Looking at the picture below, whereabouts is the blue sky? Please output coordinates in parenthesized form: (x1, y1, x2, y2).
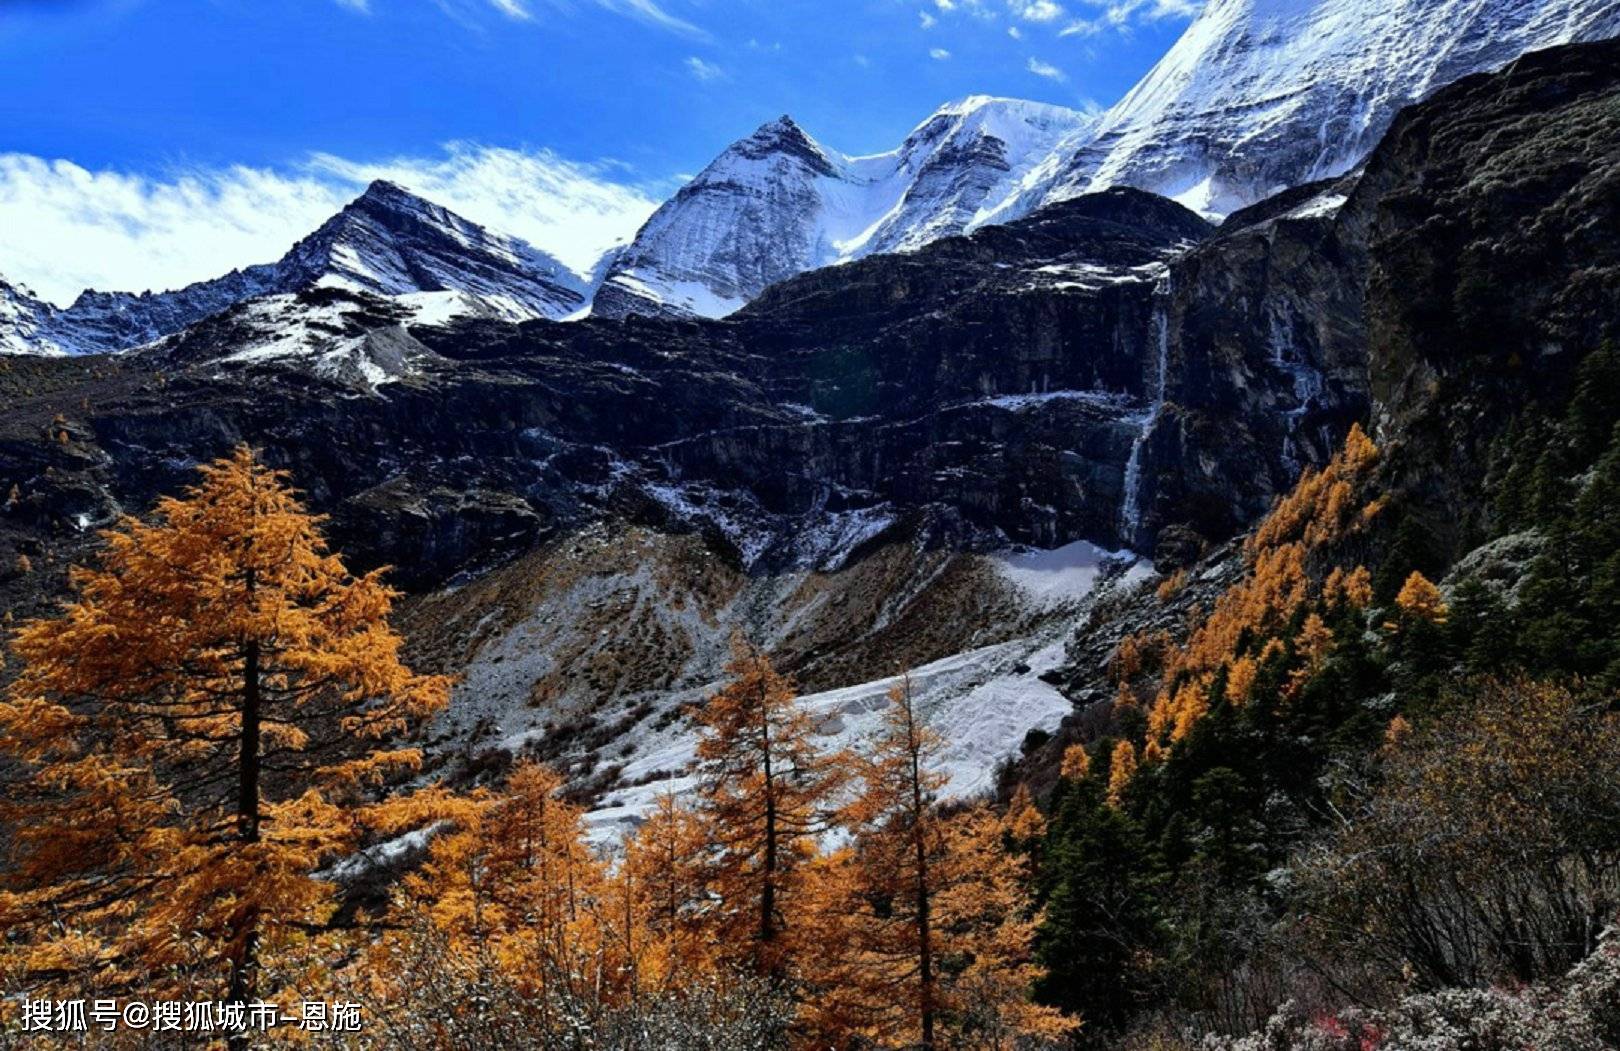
(0, 0, 1200, 302)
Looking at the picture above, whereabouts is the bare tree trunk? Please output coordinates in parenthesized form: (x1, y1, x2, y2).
(757, 666, 782, 982)
(903, 675, 937, 1051)
(227, 631, 263, 1048)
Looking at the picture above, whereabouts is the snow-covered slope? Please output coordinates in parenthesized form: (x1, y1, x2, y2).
(592, 97, 1094, 319)
(3, 181, 588, 356)
(1028, 0, 1620, 216)
(0, 276, 67, 356)
(270, 179, 587, 317)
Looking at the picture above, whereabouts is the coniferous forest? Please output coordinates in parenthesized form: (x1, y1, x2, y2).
(4, 377, 1620, 1047)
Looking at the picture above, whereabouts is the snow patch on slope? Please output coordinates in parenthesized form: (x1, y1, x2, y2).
(583, 541, 1146, 845)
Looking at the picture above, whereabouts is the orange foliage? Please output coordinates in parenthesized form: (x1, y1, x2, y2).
(1130, 425, 1382, 754)
(1395, 571, 1448, 625)
(1324, 564, 1374, 609)
(389, 763, 623, 1005)
(1285, 613, 1335, 698)
(1061, 743, 1094, 782)
(0, 447, 448, 1003)
(688, 636, 850, 981)
(1225, 655, 1259, 707)
(1107, 741, 1138, 807)
(1384, 713, 1413, 750)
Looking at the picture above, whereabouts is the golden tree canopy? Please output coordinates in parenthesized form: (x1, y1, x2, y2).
(0, 445, 448, 998)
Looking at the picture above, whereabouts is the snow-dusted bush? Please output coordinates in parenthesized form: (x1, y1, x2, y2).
(1200, 930, 1620, 1051)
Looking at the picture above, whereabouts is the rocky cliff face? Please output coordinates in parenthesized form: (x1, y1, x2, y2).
(0, 189, 1216, 595)
(1020, 34, 1620, 789)
(1349, 38, 1620, 553)
(8, 38, 1615, 593)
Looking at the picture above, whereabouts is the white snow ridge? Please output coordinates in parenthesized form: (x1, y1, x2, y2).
(592, 98, 1095, 319)
(593, 0, 1620, 320)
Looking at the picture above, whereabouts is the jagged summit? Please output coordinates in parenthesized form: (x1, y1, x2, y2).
(593, 0, 1619, 320)
(1029, 0, 1620, 216)
(0, 274, 64, 357)
(591, 95, 1094, 319)
(1, 182, 588, 357)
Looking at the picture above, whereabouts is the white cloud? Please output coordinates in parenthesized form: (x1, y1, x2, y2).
(927, 0, 996, 20)
(1007, 24, 1022, 38)
(1009, 0, 1065, 21)
(592, 0, 706, 37)
(920, 9, 937, 27)
(929, 47, 952, 59)
(334, 0, 371, 12)
(429, 0, 707, 36)
(685, 55, 725, 81)
(1063, 0, 1200, 35)
(0, 145, 661, 304)
(1026, 57, 1067, 81)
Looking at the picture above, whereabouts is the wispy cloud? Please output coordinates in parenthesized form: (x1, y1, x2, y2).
(1026, 56, 1067, 81)
(0, 145, 661, 304)
(929, 47, 951, 60)
(1009, 0, 1065, 21)
(333, 0, 371, 12)
(684, 55, 725, 81)
(592, 0, 705, 37)
(927, 0, 996, 20)
(419, 0, 707, 36)
(1062, 0, 1200, 36)
(919, 9, 937, 28)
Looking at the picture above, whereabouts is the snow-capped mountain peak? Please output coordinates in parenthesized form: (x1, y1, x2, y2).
(1, 181, 589, 356)
(594, 0, 1619, 320)
(1034, 0, 1620, 216)
(277, 179, 587, 313)
(0, 275, 67, 357)
(591, 97, 1095, 319)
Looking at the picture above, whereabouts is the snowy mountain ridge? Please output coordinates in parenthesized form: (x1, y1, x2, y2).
(0, 276, 65, 357)
(591, 96, 1097, 319)
(6, 0, 1618, 347)
(595, 0, 1620, 319)
(1031, 0, 1620, 216)
(0, 180, 588, 357)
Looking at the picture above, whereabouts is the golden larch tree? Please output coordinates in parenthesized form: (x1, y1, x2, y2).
(688, 635, 848, 982)
(930, 803, 1078, 1048)
(1395, 570, 1449, 625)
(841, 672, 952, 1048)
(388, 761, 613, 1013)
(617, 787, 719, 989)
(0, 446, 448, 1007)
(1106, 741, 1138, 807)
(823, 675, 1077, 1049)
